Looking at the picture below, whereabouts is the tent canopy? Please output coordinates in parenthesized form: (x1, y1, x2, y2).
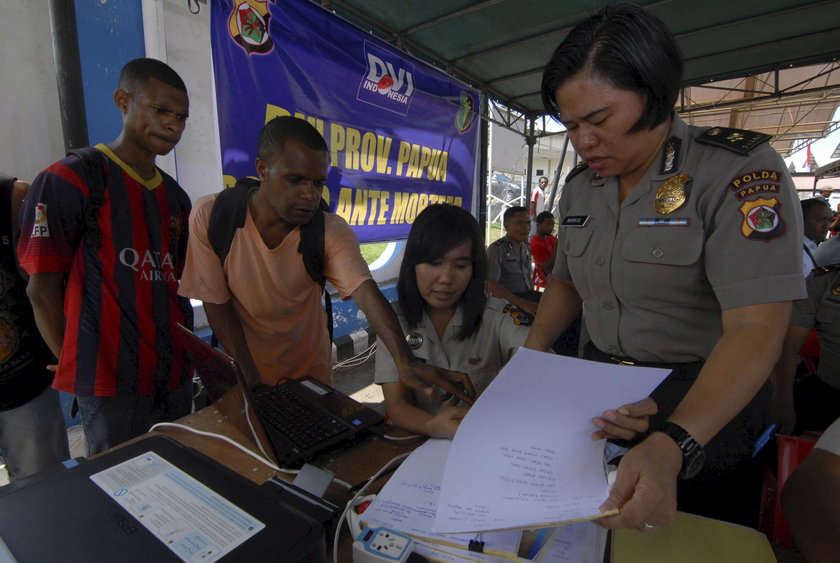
(323, 0, 840, 155)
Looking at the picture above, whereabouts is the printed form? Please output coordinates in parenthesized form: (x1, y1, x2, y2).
(90, 451, 264, 562)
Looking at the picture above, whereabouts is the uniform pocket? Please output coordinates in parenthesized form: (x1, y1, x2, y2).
(562, 227, 593, 257)
(621, 226, 703, 266)
(620, 226, 707, 306)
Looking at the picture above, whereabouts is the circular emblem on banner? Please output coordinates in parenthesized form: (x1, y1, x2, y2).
(406, 332, 423, 350)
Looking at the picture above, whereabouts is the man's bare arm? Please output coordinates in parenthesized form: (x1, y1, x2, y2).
(26, 272, 67, 359)
(203, 300, 262, 388)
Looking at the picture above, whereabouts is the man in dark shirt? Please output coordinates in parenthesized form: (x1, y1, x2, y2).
(0, 173, 68, 480)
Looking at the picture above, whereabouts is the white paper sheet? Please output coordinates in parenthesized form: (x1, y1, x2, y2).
(433, 349, 670, 533)
(363, 439, 522, 557)
(541, 522, 607, 563)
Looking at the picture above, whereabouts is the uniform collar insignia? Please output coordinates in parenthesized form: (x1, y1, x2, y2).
(659, 136, 682, 175)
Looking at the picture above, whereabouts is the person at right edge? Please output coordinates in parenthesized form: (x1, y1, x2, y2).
(526, 4, 804, 529)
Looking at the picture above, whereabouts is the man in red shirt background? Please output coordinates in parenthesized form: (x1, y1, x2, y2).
(530, 211, 556, 290)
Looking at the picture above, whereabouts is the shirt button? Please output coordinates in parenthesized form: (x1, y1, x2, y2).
(603, 302, 613, 311)
(596, 256, 606, 265)
(652, 248, 664, 259)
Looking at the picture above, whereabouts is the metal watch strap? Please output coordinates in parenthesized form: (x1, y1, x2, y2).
(659, 421, 705, 480)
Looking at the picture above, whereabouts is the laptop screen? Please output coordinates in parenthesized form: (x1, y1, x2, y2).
(175, 324, 280, 465)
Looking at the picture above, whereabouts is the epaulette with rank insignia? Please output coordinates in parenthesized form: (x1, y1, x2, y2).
(696, 127, 771, 155)
(565, 161, 588, 183)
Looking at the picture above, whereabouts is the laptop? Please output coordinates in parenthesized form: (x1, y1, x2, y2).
(176, 324, 384, 468)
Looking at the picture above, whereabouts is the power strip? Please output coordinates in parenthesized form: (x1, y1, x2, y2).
(352, 526, 413, 562)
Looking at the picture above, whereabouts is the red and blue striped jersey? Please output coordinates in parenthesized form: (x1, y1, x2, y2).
(17, 145, 193, 398)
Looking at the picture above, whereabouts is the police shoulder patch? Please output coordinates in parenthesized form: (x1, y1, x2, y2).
(502, 303, 534, 326)
(565, 162, 589, 183)
(696, 127, 771, 155)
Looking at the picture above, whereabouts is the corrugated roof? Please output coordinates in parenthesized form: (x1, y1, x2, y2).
(320, 0, 840, 152)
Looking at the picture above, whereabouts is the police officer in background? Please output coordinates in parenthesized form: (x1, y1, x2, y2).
(771, 264, 840, 435)
(526, 4, 804, 530)
(487, 206, 539, 314)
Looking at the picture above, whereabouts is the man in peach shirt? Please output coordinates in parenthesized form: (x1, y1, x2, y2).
(180, 117, 472, 400)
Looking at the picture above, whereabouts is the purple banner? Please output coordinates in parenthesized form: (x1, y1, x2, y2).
(211, 0, 480, 242)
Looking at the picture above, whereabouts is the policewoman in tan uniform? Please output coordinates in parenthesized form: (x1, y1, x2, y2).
(526, 5, 805, 531)
(375, 205, 531, 439)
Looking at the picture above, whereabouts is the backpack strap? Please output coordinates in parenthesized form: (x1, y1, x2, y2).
(207, 178, 256, 265)
(67, 147, 107, 250)
(299, 198, 332, 340)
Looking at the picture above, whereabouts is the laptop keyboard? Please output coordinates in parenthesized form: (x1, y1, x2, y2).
(254, 384, 349, 455)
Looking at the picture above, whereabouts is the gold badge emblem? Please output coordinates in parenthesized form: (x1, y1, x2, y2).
(406, 332, 423, 350)
(708, 128, 721, 136)
(727, 132, 744, 143)
(654, 175, 691, 215)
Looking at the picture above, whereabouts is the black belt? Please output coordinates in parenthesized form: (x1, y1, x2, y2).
(583, 342, 704, 377)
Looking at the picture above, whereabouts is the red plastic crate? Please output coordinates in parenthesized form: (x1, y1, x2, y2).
(760, 433, 819, 548)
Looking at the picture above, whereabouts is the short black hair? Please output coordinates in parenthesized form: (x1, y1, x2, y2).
(119, 58, 187, 94)
(541, 3, 682, 132)
(258, 116, 328, 160)
(398, 204, 486, 341)
(801, 197, 831, 217)
(536, 211, 554, 224)
(503, 206, 528, 225)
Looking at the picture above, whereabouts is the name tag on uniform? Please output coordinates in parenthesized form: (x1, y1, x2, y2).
(561, 215, 590, 227)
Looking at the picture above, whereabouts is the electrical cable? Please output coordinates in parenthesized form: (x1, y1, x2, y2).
(333, 341, 377, 369)
(381, 433, 422, 441)
(148, 388, 355, 491)
(148, 421, 296, 475)
(332, 452, 409, 563)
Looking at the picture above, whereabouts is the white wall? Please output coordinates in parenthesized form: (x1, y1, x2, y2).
(0, 0, 222, 197)
(149, 0, 224, 201)
(0, 0, 65, 182)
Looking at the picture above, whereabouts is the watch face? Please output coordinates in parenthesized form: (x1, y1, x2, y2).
(682, 448, 706, 480)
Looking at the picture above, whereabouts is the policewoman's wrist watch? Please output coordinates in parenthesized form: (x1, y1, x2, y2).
(658, 421, 706, 480)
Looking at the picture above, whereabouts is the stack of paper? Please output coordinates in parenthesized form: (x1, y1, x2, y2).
(363, 349, 669, 561)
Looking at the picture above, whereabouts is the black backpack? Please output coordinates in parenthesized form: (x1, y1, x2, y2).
(207, 178, 333, 340)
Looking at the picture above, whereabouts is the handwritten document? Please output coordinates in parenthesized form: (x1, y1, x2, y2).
(433, 349, 670, 533)
(363, 439, 522, 556)
(541, 522, 607, 563)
